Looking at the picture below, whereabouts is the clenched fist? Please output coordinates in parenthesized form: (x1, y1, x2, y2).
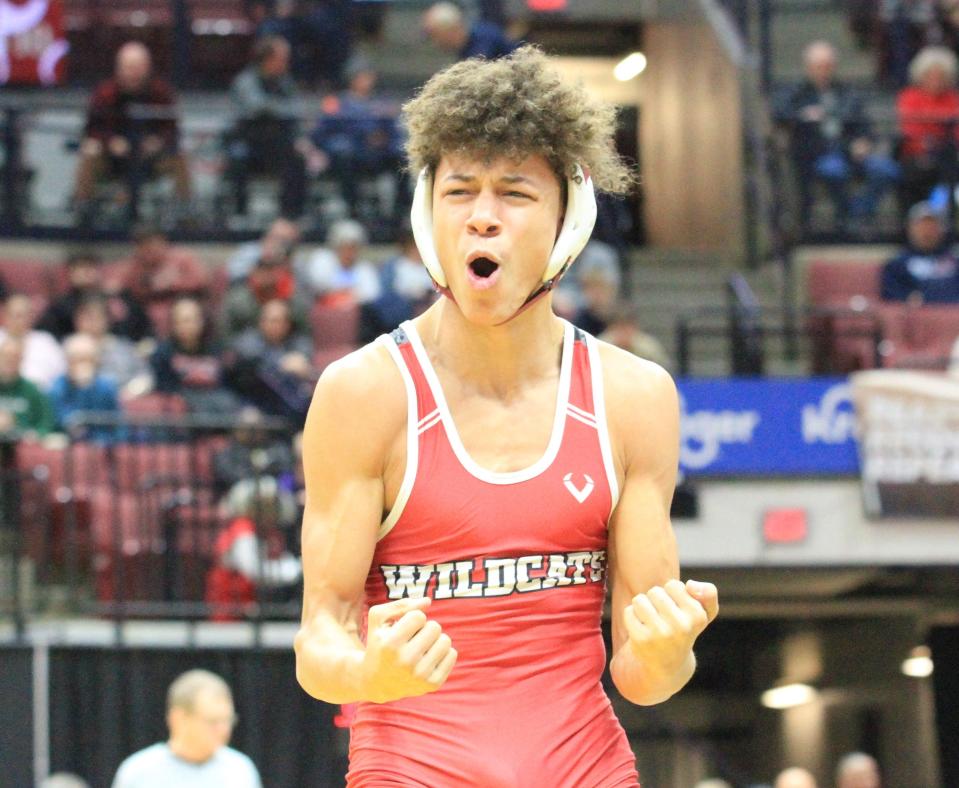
(623, 579, 719, 680)
(362, 597, 458, 704)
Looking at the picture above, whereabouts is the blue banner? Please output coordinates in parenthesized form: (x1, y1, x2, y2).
(677, 377, 859, 477)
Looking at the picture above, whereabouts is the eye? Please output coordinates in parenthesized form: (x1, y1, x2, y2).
(445, 188, 470, 197)
(505, 191, 532, 199)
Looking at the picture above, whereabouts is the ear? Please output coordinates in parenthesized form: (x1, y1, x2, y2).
(410, 168, 446, 287)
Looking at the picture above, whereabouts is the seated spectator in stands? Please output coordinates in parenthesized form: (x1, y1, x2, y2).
(303, 219, 379, 306)
(896, 46, 959, 211)
(774, 767, 817, 788)
(0, 338, 53, 438)
(0, 294, 66, 391)
(835, 752, 881, 788)
(73, 295, 151, 401)
(206, 477, 301, 621)
(213, 406, 294, 495)
(257, 0, 353, 87)
(73, 42, 191, 218)
(227, 36, 308, 219)
(555, 239, 622, 318)
(777, 40, 898, 232)
(226, 299, 316, 422)
(221, 244, 312, 340)
(308, 58, 404, 216)
(358, 224, 434, 343)
(108, 224, 208, 306)
(600, 304, 672, 371)
(48, 334, 121, 442)
(880, 0, 939, 88)
(151, 297, 239, 414)
(38, 251, 150, 342)
(881, 200, 959, 302)
(226, 217, 303, 284)
(572, 267, 619, 337)
(423, 1, 519, 60)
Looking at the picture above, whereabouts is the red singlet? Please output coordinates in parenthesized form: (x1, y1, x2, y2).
(347, 320, 640, 788)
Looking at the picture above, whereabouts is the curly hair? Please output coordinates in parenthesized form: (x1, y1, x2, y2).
(402, 45, 636, 194)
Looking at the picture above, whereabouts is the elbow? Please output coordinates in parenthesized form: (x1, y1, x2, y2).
(293, 629, 327, 702)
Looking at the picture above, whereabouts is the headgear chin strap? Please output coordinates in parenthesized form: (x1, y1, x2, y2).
(410, 163, 597, 324)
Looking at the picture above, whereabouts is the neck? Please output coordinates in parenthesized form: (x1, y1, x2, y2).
(167, 737, 213, 765)
(415, 297, 565, 398)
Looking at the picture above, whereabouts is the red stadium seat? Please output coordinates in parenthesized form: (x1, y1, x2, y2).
(311, 301, 360, 349)
(313, 345, 354, 374)
(0, 259, 55, 298)
(122, 393, 189, 417)
(807, 259, 883, 307)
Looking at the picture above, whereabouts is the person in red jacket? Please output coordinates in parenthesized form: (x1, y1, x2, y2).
(206, 477, 301, 622)
(73, 41, 191, 215)
(897, 45, 959, 211)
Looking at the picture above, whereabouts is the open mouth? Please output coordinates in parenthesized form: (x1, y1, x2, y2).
(469, 257, 500, 279)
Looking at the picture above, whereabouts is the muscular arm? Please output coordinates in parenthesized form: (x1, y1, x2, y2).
(293, 345, 400, 703)
(602, 345, 716, 706)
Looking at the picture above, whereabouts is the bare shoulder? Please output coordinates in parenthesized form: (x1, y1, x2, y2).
(303, 339, 407, 474)
(595, 339, 678, 417)
(595, 339, 679, 471)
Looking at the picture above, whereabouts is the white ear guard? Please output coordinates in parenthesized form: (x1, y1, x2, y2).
(410, 163, 597, 290)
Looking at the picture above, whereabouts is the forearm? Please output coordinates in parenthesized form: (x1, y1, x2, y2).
(609, 644, 696, 706)
(294, 619, 369, 704)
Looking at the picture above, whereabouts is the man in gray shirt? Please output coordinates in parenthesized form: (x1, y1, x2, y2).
(226, 36, 307, 219)
(112, 669, 261, 788)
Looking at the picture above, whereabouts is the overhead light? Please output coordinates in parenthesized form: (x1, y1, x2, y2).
(761, 683, 818, 709)
(902, 646, 934, 678)
(614, 52, 647, 82)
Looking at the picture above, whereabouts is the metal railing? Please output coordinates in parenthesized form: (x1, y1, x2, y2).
(2, 412, 303, 635)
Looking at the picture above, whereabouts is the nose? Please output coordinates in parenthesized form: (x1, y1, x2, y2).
(466, 190, 502, 237)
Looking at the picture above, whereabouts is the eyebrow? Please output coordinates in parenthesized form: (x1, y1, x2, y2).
(442, 173, 535, 186)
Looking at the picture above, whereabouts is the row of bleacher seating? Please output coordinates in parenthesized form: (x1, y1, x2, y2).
(0, 257, 362, 372)
(807, 259, 959, 372)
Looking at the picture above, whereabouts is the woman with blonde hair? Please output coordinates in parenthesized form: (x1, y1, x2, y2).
(897, 45, 959, 210)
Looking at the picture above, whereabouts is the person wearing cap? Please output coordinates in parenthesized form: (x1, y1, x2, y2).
(881, 201, 959, 302)
(301, 219, 380, 307)
(294, 46, 718, 786)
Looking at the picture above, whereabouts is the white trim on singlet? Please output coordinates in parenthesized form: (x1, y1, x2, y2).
(585, 333, 621, 514)
(400, 319, 574, 485)
(377, 335, 419, 541)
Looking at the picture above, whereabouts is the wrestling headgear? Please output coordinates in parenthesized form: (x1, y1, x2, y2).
(409, 163, 597, 322)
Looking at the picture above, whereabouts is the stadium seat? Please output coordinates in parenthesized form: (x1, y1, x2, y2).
(885, 304, 959, 370)
(0, 259, 55, 298)
(122, 392, 189, 417)
(807, 259, 883, 307)
(313, 345, 354, 374)
(310, 301, 360, 349)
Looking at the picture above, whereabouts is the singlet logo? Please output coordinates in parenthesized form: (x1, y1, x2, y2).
(379, 550, 607, 601)
(562, 472, 594, 503)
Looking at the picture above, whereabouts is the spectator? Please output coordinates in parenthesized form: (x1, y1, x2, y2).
(111, 669, 261, 788)
(309, 58, 404, 218)
(38, 251, 151, 342)
(73, 41, 191, 218)
(227, 299, 315, 422)
(572, 267, 619, 337)
(881, 200, 959, 301)
(777, 41, 898, 232)
(423, 1, 519, 61)
(303, 219, 379, 306)
(73, 295, 152, 401)
(600, 303, 671, 371)
(108, 224, 208, 305)
(0, 337, 53, 437)
(835, 752, 881, 788)
(896, 46, 959, 211)
(257, 0, 353, 87)
(221, 244, 312, 341)
(555, 239, 622, 317)
(48, 334, 121, 442)
(151, 297, 239, 414)
(212, 406, 294, 495)
(879, 1, 940, 87)
(226, 217, 303, 284)
(0, 294, 66, 391)
(205, 477, 301, 621)
(227, 36, 308, 219)
(358, 224, 434, 343)
(774, 767, 818, 788)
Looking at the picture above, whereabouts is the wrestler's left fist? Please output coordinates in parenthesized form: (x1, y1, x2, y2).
(622, 578, 719, 677)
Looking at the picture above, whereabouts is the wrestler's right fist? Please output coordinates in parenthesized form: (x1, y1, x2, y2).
(361, 597, 458, 704)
